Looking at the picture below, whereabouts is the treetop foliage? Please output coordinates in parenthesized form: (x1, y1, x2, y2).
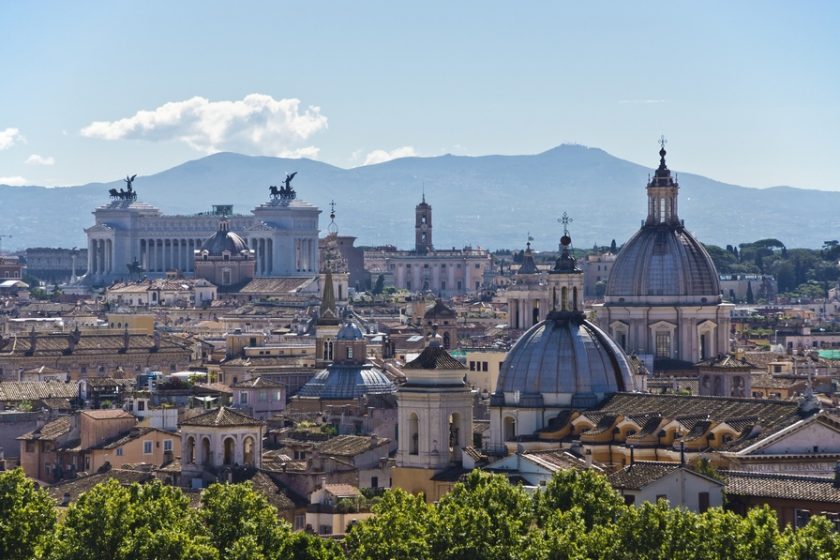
(0, 468, 838, 560)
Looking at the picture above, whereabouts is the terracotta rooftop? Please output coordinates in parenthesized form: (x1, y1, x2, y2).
(81, 409, 133, 420)
(180, 406, 264, 427)
(695, 354, 756, 369)
(231, 376, 285, 389)
(248, 471, 300, 510)
(608, 461, 711, 491)
(0, 331, 190, 357)
(0, 381, 77, 401)
(48, 469, 155, 505)
(323, 483, 362, 498)
(723, 471, 840, 504)
(18, 416, 73, 441)
(317, 434, 389, 457)
(595, 393, 805, 452)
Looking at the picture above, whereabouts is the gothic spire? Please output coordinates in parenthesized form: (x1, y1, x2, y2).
(319, 269, 339, 325)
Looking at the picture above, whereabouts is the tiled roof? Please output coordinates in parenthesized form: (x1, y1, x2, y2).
(723, 471, 840, 504)
(317, 435, 389, 457)
(424, 300, 457, 319)
(609, 462, 685, 490)
(0, 332, 190, 357)
(81, 409, 133, 420)
(96, 427, 166, 450)
(403, 345, 466, 370)
(248, 471, 299, 510)
(596, 393, 803, 451)
(48, 469, 154, 504)
(323, 483, 362, 498)
(0, 381, 77, 401)
(238, 278, 312, 294)
(232, 376, 285, 389)
(521, 449, 593, 471)
(18, 416, 73, 441)
(180, 406, 264, 427)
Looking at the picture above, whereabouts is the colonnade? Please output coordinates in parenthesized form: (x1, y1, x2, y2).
(88, 239, 113, 276)
(250, 237, 274, 275)
(140, 238, 205, 273)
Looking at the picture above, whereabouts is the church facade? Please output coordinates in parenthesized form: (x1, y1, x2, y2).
(83, 181, 320, 285)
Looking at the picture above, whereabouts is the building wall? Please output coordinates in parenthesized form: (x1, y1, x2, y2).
(464, 350, 506, 393)
(619, 471, 724, 512)
(79, 413, 136, 450)
(88, 429, 179, 472)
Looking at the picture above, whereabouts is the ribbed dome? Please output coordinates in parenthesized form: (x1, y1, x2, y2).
(200, 222, 250, 256)
(296, 364, 396, 400)
(493, 310, 633, 409)
(605, 225, 720, 303)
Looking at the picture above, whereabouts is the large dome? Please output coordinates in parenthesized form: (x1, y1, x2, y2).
(492, 310, 633, 409)
(605, 225, 720, 303)
(605, 145, 720, 305)
(296, 364, 397, 400)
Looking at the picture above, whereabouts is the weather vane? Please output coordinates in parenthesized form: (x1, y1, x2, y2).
(659, 135, 667, 150)
(558, 212, 573, 237)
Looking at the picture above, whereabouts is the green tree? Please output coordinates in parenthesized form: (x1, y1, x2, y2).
(746, 281, 755, 304)
(346, 489, 436, 560)
(0, 468, 57, 560)
(780, 515, 840, 560)
(433, 470, 534, 560)
(536, 469, 624, 530)
(198, 481, 290, 558)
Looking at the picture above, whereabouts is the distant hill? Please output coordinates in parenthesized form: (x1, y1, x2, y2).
(2, 145, 838, 251)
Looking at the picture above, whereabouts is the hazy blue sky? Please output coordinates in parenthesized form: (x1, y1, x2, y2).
(1, 1, 838, 189)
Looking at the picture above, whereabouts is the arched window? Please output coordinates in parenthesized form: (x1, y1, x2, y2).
(503, 416, 516, 441)
(186, 436, 196, 464)
(223, 437, 235, 466)
(561, 287, 568, 311)
(572, 287, 578, 310)
(443, 331, 451, 349)
(409, 413, 419, 455)
(201, 437, 211, 466)
(243, 436, 255, 467)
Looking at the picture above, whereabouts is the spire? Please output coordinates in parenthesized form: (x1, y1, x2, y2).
(552, 212, 578, 273)
(327, 200, 338, 235)
(319, 269, 339, 325)
(517, 234, 539, 275)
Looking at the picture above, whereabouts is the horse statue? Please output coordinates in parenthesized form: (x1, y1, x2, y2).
(108, 188, 120, 199)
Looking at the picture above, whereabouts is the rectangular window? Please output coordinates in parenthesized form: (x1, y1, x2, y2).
(482, 361, 489, 372)
(624, 495, 636, 505)
(143, 441, 153, 454)
(116, 447, 124, 457)
(294, 515, 306, 531)
(698, 492, 710, 513)
(25, 441, 34, 453)
(469, 361, 476, 371)
(240, 392, 249, 405)
(371, 476, 379, 489)
(164, 440, 173, 452)
(655, 332, 671, 358)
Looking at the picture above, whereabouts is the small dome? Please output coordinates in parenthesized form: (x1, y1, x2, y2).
(605, 226, 720, 303)
(337, 321, 364, 340)
(200, 221, 250, 256)
(296, 364, 396, 400)
(493, 310, 633, 409)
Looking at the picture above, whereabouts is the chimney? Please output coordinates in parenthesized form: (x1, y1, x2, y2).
(680, 441, 686, 466)
(584, 448, 592, 467)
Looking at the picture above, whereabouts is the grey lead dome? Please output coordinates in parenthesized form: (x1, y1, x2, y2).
(493, 311, 634, 409)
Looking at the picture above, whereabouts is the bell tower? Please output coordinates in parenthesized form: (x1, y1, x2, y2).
(547, 213, 583, 313)
(415, 193, 433, 254)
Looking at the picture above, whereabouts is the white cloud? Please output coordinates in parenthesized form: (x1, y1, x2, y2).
(0, 128, 24, 150)
(25, 154, 55, 166)
(80, 94, 328, 156)
(363, 146, 417, 166)
(277, 146, 320, 159)
(0, 176, 28, 186)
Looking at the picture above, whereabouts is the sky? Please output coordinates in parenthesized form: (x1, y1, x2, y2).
(1, 1, 839, 190)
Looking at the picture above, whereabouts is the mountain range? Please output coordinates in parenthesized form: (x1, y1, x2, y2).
(2, 145, 838, 252)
